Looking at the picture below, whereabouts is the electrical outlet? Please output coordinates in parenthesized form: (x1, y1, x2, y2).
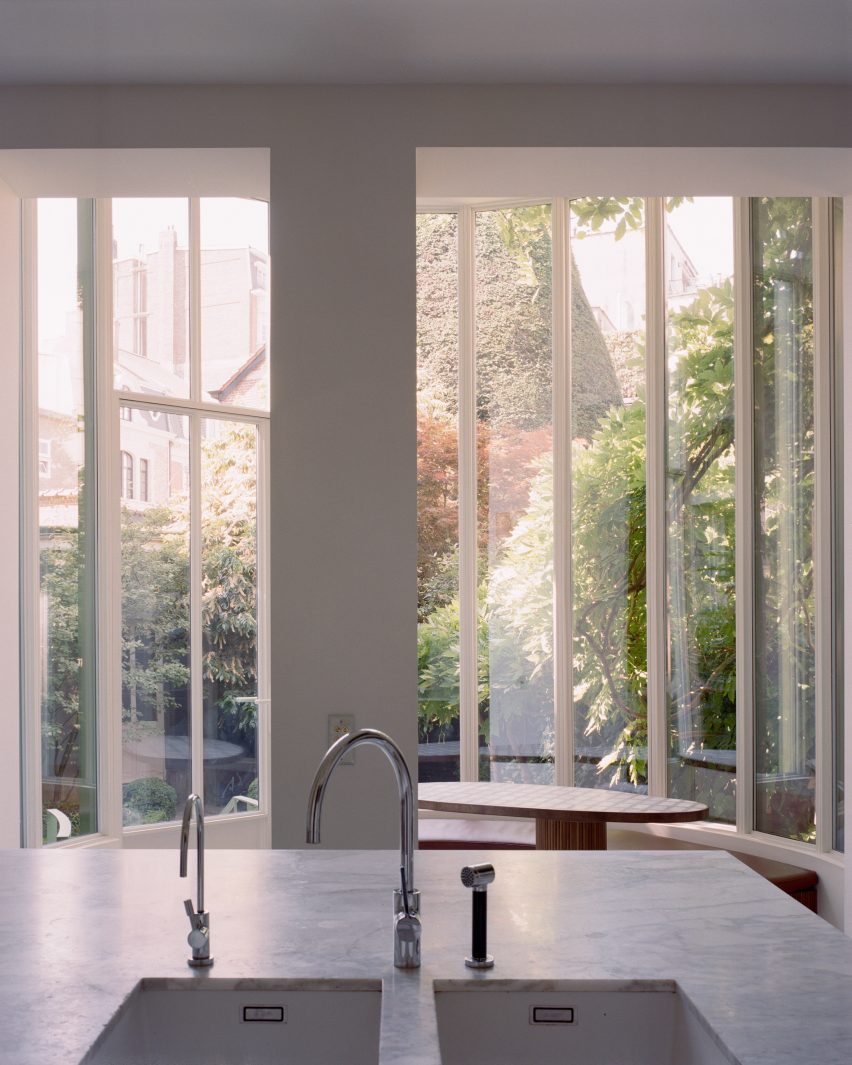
(328, 714, 355, 764)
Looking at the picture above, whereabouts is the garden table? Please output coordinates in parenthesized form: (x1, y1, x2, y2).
(418, 781, 708, 850)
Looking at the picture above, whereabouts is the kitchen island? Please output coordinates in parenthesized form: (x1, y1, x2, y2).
(0, 848, 850, 1063)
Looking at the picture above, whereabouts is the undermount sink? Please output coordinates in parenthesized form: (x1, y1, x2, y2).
(81, 978, 382, 1065)
(434, 979, 738, 1065)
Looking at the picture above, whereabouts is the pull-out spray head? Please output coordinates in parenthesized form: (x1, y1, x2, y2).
(461, 863, 495, 890)
(461, 863, 495, 969)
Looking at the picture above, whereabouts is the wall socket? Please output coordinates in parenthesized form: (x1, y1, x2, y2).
(327, 714, 356, 764)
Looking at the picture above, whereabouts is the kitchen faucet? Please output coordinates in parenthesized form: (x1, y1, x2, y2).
(179, 793, 213, 968)
(306, 728, 421, 969)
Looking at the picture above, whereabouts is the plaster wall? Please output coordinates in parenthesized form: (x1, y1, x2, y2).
(0, 88, 849, 922)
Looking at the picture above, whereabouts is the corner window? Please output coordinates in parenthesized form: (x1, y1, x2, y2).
(417, 196, 842, 853)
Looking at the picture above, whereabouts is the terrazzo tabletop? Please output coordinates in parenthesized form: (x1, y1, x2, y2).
(1, 848, 851, 1063)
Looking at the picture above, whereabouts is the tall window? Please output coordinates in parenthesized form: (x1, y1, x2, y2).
(417, 196, 841, 852)
(24, 196, 270, 844)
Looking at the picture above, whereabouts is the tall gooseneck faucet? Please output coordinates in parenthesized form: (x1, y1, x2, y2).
(306, 728, 421, 968)
(179, 793, 213, 968)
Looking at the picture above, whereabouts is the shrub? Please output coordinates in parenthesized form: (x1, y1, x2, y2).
(122, 777, 178, 826)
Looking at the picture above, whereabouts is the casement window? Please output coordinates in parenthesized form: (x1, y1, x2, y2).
(22, 195, 270, 846)
(417, 195, 843, 855)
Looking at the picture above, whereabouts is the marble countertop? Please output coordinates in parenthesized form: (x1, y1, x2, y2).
(1, 848, 851, 1064)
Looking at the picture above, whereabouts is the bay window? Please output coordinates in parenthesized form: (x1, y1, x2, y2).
(417, 195, 842, 854)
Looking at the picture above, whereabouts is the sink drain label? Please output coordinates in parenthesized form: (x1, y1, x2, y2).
(242, 1005, 287, 1023)
(529, 1006, 576, 1025)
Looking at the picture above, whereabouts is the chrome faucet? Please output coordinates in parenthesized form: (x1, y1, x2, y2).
(306, 728, 421, 968)
(179, 793, 213, 968)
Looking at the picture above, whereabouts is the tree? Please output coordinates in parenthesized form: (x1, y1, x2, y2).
(417, 196, 745, 801)
(40, 422, 261, 838)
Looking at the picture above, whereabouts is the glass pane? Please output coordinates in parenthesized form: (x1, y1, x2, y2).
(201, 419, 260, 815)
(665, 198, 736, 822)
(200, 198, 269, 409)
(121, 407, 190, 826)
(476, 206, 554, 783)
(752, 197, 816, 843)
(38, 199, 97, 841)
(416, 213, 461, 782)
(570, 197, 646, 791)
(113, 198, 190, 398)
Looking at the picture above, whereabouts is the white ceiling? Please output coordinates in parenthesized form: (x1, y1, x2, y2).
(0, 0, 850, 85)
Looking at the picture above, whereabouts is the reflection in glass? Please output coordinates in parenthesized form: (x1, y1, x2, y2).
(200, 198, 269, 409)
(120, 408, 190, 826)
(475, 206, 554, 783)
(665, 198, 736, 822)
(752, 197, 816, 843)
(38, 199, 97, 841)
(570, 198, 646, 791)
(201, 420, 260, 815)
(416, 213, 461, 782)
(112, 198, 190, 398)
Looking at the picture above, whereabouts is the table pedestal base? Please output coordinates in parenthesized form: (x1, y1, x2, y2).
(535, 819, 607, 850)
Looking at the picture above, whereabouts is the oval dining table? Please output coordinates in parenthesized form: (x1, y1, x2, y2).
(418, 781, 708, 850)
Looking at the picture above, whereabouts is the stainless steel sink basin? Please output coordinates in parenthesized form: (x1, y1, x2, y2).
(81, 978, 382, 1065)
(434, 979, 738, 1065)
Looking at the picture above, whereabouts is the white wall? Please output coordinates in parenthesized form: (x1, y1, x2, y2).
(0, 176, 21, 847)
(0, 85, 849, 869)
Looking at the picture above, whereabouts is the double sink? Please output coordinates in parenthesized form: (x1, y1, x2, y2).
(82, 977, 737, 1064)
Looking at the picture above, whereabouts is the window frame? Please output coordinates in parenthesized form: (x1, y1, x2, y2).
(418, 195, 842, 861)
(20, 196, 271, 848)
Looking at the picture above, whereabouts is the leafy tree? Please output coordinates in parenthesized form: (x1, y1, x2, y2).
(121, 503, 191, 734)
(200, 422, 259, 749)
(40, 422, 261, 838)
(417, 197, 742, 801)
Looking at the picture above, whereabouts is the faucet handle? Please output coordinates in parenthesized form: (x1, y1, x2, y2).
(184, 898, 196, 919)
(187, 921, 209, 952)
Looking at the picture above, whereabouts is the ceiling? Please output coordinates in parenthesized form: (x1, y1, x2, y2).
(0, 0, 850, 85)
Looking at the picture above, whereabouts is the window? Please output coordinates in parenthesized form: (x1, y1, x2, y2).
(121, 451, 134, 500)
(417, 196, 841, 853)
(139, 458, 149, 502)
(23, 196, 270, 845)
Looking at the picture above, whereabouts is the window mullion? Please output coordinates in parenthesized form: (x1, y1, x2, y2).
(645, 197, 667, 798)
(553, 197, 573, 786)
(813, 196, 835, 854)
(255, 418, 272, 836)
(189, 413, 204, 800)
(733, 197, 755, 836)
(94, 198, 123, 841)
(458, 206, 479, 783)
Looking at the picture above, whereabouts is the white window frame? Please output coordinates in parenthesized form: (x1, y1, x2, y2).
(20, 196, 271, 848)
(419, 194, 841, 863)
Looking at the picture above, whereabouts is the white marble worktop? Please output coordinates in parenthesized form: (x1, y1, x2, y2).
(1, 848, 851, 1063)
